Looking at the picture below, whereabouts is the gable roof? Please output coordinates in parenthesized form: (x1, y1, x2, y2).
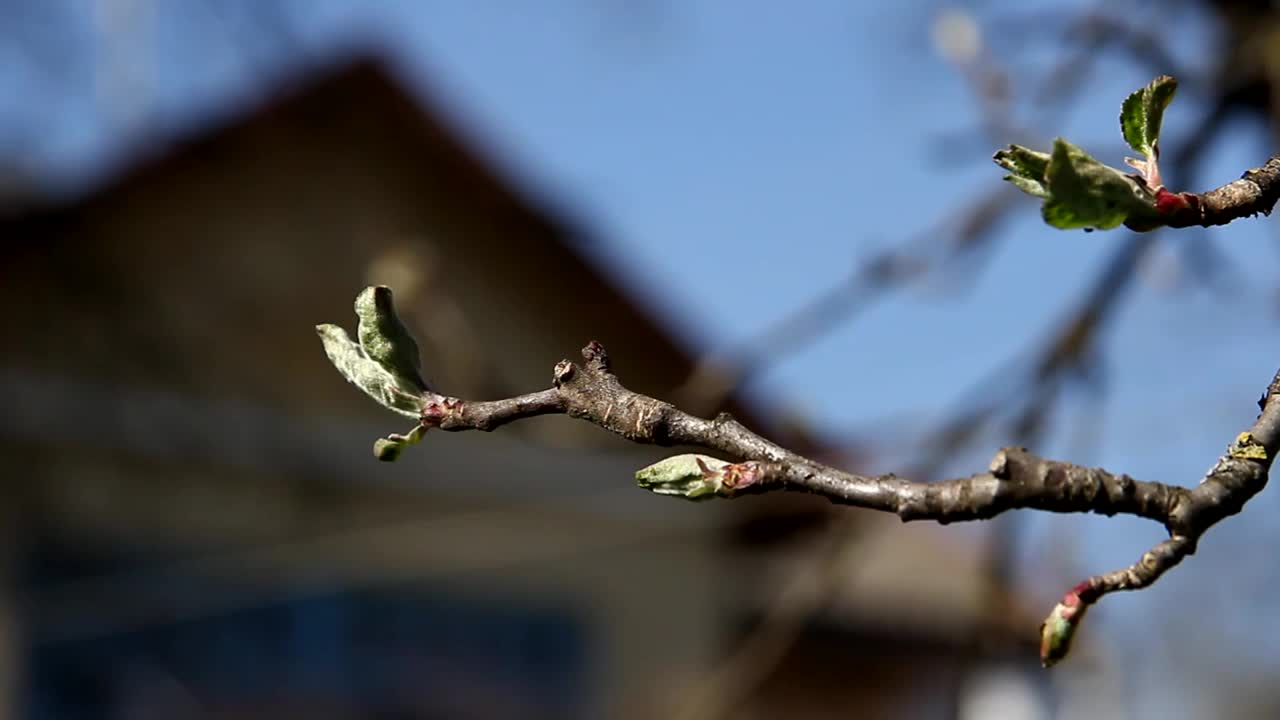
(0, 56, 769, 432)
(0, 53, 1032, 650)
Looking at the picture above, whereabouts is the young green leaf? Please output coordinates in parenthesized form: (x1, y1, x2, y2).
(1039, 138, 1155, 230)
(991, 76, 1182, 231)
(354, 285, 431, 395)
(316, 323, 421, 418)
(993, 144, 1051, 198)
(1119, 75, 1177, 159)
(373, 424, 429, 462)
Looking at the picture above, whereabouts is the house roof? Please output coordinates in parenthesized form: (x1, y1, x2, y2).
(0, 53, 1027, 646)
(0, 55, 773, 438)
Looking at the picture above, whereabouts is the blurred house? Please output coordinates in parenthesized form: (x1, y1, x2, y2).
(0, 57, 1038, 719)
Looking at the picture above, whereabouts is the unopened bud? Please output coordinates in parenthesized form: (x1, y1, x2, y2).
(636, 454, 733, 500)
(1039, 591, 1090, 667)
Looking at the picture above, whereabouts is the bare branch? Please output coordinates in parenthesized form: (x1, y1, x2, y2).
(1129, 155, 1280, 230)
(1186, 155, 1280, 225)
(401, 340, 1280, 666)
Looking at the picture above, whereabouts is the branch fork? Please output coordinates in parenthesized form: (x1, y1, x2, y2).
(321, 289, 1280, 667)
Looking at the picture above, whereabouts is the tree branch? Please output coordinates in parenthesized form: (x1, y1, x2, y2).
(1140, 155, 1280, 229)
(411, 340, 1280, 666)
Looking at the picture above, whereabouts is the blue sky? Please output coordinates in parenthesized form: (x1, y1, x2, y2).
(8, 0, 1280, 713)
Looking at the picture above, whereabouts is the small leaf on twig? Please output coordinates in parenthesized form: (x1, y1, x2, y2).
(992, 76, 1184, 231)
(993, 144, 1051, 198)
(316, 323, 420, 418)
(355, 285, 431, 395)
(1120, 75, 1177, 159)
(1040, 138, 1156, 230)
(374, 424, 429, 462)
(995, 139, 1159, 231)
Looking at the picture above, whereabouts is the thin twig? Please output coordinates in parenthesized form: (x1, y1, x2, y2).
(410, 340, 1280, 664)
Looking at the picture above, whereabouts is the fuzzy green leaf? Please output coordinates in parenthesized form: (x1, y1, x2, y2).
(316, 323, 420, 417)
(992, 76, 1183, 231)
(1120, 75, 1177, 158)
(354, 285, 431, 395)
(1039, 138, 1155, 230)
(993, 144, 1051, 198)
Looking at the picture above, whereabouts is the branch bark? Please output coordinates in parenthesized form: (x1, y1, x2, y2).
(413, 341, 1278, 666)
(1149, 155, 1280, 228)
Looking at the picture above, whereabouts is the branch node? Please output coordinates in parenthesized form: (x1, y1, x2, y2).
(553, 359, 575, 386)
(581, 340, 610, 371)
(420, 396, 463, 428)
(988, 448, 1011, 478)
